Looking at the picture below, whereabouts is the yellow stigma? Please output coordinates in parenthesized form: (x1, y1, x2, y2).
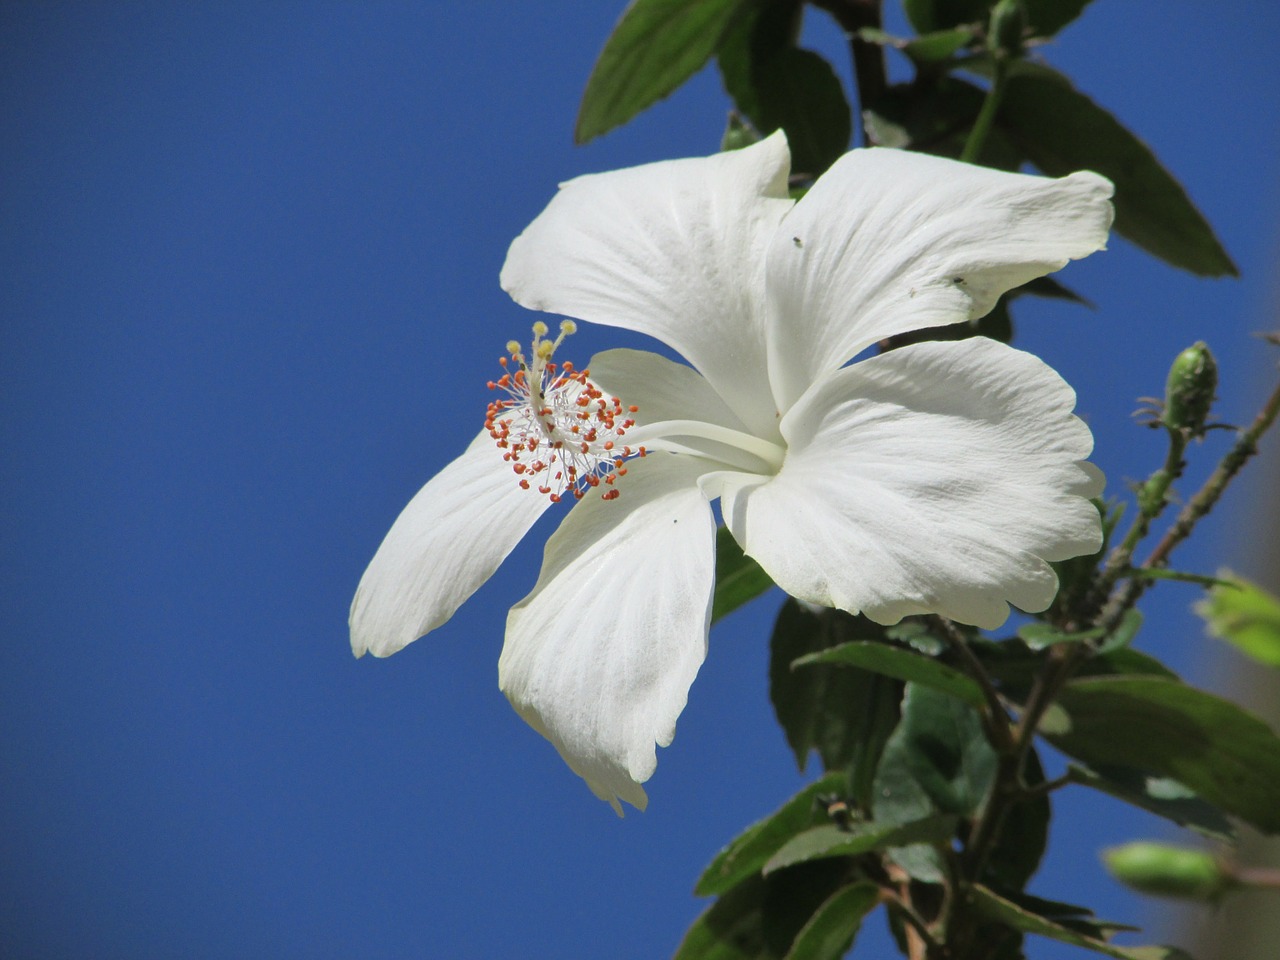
(535, 339, 554, 360)
(531, 321, 549, 337)
(505, 340, 521, 356)
(560, 320, 577, 335)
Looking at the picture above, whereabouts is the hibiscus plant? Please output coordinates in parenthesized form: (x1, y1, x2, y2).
(351, 1, 1280, 958)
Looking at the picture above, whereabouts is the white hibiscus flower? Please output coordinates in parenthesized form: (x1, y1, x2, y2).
(350, 133, 1114, 814)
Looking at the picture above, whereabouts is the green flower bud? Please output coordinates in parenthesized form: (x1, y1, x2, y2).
(1103, 842, 1234, 901)
(1162, 341, 1218, 437)
(988, 0, 1027, 57)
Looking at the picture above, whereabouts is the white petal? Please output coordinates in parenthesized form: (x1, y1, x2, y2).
(350, 426, 551, 658)
(765, 149, 1114, 411)
(499, 453, 716, 814)
(500, 133, 794, 438)
(724, 338, 1103, 630)
(586, 348, 748, 433)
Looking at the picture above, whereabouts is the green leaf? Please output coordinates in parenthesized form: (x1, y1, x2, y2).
(997, 68, 1237, 276)
(713, 525, 774, 622)
(675, 861, 852, 960)
(575, 0, 751, 144)
(1017, 622, 1106, 650)
(696, 772, 847, 897)
(763, 816, 958, 874)
(1044, 676, 1280, 833)
(884, 684, 998, 817)
(871, 684, 995, 882)
(1066, 763, 1234, 840)
(783, 882, 880, 960)
(1197, 573, 1280, 667)
(1022, 0, 1094, 37)
(770, 601, 902, 776)
(865, 77, 1025, 170)
(716, 2, 850, 175)
(967, 885, 1191, 959)
(796, 641, 987, 710)
(855, 25, 977, 64)
(985, 746, 1050, 889)
(903, 0, 988, 34)
(1097, 608, 1144, 653)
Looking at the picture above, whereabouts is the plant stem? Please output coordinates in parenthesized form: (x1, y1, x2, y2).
(1100, 375, 1280, 629)
(930, 616, 1015, 755)
(959, 58, 1006, 163)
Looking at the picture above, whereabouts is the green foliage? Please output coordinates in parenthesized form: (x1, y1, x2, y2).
(783, 882, 880, 960)
(717, 1, 850, 175)
(675, 860, 856, 960)
(576, 0, 751, 144)
(763, 816, 958, 873)
(796, 640, 987, 709)
(574, 4, 1274, 956)
(1197, 572, 1280, 667)
(1066, 763, 1234, 840)
(713, 525, 774, 623)
(770, 601, 903, 782)
(997, 66, 1237, 277)
(697, 772, 848, 897)
(1043, 676, 1280, 833)
(968, 886, 1190, 959)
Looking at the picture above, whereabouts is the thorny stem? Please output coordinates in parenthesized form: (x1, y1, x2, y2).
(1099, 374, 1280, 629)
(812, 0, 886, 146)
(1087, 424, 1190, 618)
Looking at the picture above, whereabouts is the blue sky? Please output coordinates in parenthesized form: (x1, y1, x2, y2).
(3, 3, 1278, 958)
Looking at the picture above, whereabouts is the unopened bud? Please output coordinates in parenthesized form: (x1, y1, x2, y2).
(1162, 341, 1217, 437)
(988, 0, 1027, 57)
(1103, 842, 1235, 902)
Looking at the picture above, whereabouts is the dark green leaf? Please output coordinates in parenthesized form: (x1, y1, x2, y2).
(1097, 608, 1144, 653)
(865, 77, 1025, 170)
(1066, 763, 1234, 840)
(888, 684, 998, 817)
(1197, 573, 1280, 667)
(796, 641, 987, 710)
(783, 882, 880, 960)
(770, 601, 902, 776)
(1043, 676, 1280, 833)
(855, 25, 977, 64)
(676, 861, 852, 960)
(979, 637, 1176, 703)
(1022, 0, 1093, 37)
(576, 0, 751, 143)
(903, 0, 988, 34)
(697, 772, 847, 897)
(713, 525, 774, 622)
(997, 68, 1237, 276)
(967, 885, 1191, 959)
(717, 3, 849, 175)
(871, 684, 996, 882)
(1008, 274, 1094, 307)
(763, 816, 957, 874)
(985, 747, 1050, 889)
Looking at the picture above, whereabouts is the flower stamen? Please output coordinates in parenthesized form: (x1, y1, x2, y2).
(486, 321, 644, 502)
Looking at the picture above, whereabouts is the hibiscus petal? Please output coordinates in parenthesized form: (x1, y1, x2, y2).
(499, 453, 716, 814)
(350, 426, 551, 658)
(500, 133, 794, 439)
(723, 338, 1103, 630)
(765, 149, 1114, 411)
(586, 348, 748, 433)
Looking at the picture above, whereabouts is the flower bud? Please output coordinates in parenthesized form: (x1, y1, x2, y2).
(1162, 341, 1217, 437)
(1103, 842, 1234, 901)
(987, 0, 1027, 57)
